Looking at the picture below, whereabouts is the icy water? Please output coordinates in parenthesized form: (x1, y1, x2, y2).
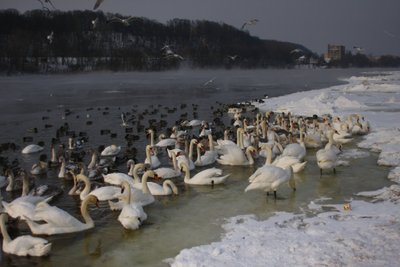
(0, 68, 393, 267)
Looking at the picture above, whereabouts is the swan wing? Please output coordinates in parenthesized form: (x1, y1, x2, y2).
(33, 204, 82, 227)
(103, 173, 135, 187)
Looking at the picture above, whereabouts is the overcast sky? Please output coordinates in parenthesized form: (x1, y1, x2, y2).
(1, 0, 399, 56)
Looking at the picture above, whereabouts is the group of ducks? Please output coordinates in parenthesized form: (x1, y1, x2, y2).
(0, 105, 370, 257)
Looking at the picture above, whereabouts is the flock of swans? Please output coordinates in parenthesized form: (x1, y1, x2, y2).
(0, 103, 371, 257)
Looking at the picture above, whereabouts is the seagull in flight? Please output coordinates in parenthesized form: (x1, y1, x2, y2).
(93, 0, 105, 10)
(290, 48, 304, 54)
(107, 16, 136, 26)
(37, 0, 56, 10)
(383, 30, 400, 39)
(241, 19, 259, 30)
(47, 31, 54, 44)
(203, 77, 216, 86)
(227, 55, 238, 61)
(92, 17, 99, 29)
(353, 46, 364, 53)
(161, 45, 184, 60)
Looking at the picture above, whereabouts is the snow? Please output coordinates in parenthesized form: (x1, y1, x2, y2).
(167, 71, 400, 267)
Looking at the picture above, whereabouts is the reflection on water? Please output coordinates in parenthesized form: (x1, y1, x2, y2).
(0, 69, 393, 266)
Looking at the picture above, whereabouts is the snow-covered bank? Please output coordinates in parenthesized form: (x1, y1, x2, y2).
(167, 71, 400, 266)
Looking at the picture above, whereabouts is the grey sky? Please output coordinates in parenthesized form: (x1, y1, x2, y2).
(1, 0, 399, 56)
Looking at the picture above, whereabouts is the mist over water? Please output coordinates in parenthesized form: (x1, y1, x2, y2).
(0, 68, 392, 267)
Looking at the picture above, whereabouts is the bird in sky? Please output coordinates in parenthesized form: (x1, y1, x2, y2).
(353, 46, 364, 53)
(107, 16, 136, 26)
(92, 17, 99, 29)
(227, 55, 238, 61)
(37, 0, 55, 10)
(290, 48, 304, 54)
(203, 77, 216, 86)
(47, 31, 54, 44)
(93, 0, 105, 10)
(241, 19, 259, 30)
(383, 30, 400, 40)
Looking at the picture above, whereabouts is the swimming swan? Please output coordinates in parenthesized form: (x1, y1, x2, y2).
(180, 162, 230, 185)
(0, 213, 52, 257)
(24, 194, 99, 235)
(217, 145, 257, 166)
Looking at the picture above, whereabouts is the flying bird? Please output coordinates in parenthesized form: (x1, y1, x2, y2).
(383, 30, 400, 39)
(241, 19, 259, 30)
(47, 31, 54, 44)
(91, 17, 99, 29)
(37, 0, 56, 10)
(93, 0, 105, 10)
(290, 48, 304, 54)
(203, 77, 216, 86)
(227, 55, 238, 61)
(107, 16, 136, 26)
(353, 46, 364, 53)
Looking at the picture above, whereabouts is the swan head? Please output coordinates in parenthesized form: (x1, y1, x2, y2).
(85, 195, 99, 207)
(126, 159, 135, 168)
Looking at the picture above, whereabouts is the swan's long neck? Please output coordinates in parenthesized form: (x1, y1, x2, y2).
(88, 152, 97, 169)
(21, 173, 29, 197)
(182, 163, 191, 182)
(141, 172, 152, 194)
(81, 196, 95, 226)
(261, 121, 267, 139)
(208, 134, 214, 151)
(196, 144, 202, 163)
(245, 147, 255, 165)
(224, 130, 229, 140)
(51, 146, 57, 163)
(236, 128, 242, 147)
(6, 171, 14, 191)
(121, 181, 131, 204)
(326, 131, 335, 150)
(171, 153, 178, 171)
(58, 159, 66, 178)
(300, 129, 305, 148)
(188, 140, 195, 161)
(146, 146, 152, 165)
(79, 175, 91, 199)
(163, 180, 178, 194)
(0, 214, 11, 244)
(133, 164, 145, 183)
(68, 173, 78, 195)
(239, 129, 245, 149)
(264, 146, 272, 165)
(149, 130, 154, 147)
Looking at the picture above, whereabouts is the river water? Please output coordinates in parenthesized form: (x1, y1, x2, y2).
(0, 68, 393, 266)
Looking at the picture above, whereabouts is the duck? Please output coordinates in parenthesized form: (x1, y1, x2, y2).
(24, 194, 99, 235)
(22, 144, 44, 154)
(246, 165, 295, 199)
(180, 162, 230, 185)
(0, 213, 52, 257)
(117, 181, 147, 230)
(217, 145, 257, 166)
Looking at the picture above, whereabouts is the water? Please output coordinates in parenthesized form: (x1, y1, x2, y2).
(0, 68, 393, 266)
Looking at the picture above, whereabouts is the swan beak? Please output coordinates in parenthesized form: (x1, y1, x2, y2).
(153, 174, 161, 180)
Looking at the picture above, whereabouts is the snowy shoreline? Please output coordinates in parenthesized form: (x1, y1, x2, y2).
(168, 70, 400, 266)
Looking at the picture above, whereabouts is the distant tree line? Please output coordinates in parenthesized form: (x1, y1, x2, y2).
(327, 52, 400, 68)
(0, 9, 314, 73)
(0, 9, 398, 74)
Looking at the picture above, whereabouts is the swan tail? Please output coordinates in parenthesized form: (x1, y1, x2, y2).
(31, 242, 52, 257)
(292, 161, 307, 173)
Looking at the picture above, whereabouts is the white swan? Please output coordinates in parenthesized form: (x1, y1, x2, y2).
(255, 144, 307, 176)
(31, 160, 48, 175)
(0, 213, 52, 257)
(24, 194, 99, 235)
(316, 130, 338, 175)
(245, 165, 295, 199)
(180, 162, 230, 185)
(154, 152, 181, 179)
(87, 149, 99, 170)
(22, 144, 44, 154)
(195, 134, 218, 166)
(101, 144, 121, 157)
(217, 145, 257, 166)
(144, 145, 161, 169)
(116, 181, 147, 230)
(77, 173, 122, 201)
(155, 134, 177, 147)
(280, 129, 306, 161)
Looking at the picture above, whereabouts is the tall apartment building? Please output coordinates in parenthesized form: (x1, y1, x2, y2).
(324, 44, 345, 62)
